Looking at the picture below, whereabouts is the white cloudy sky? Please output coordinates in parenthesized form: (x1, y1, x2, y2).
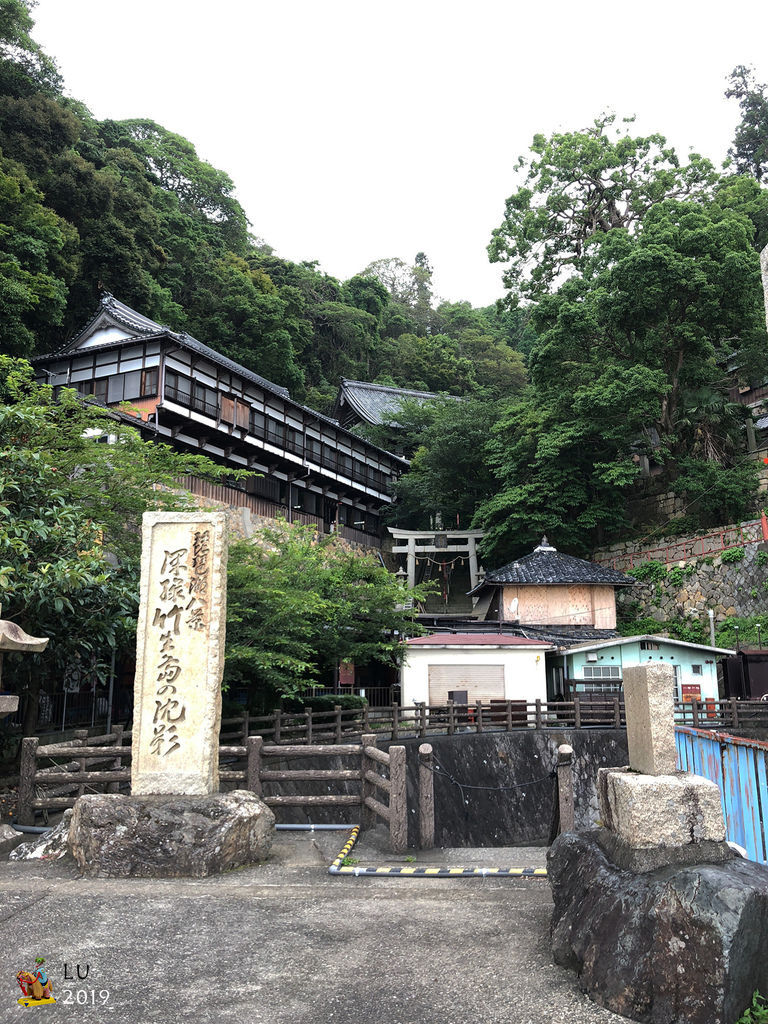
(31, 0, 768, 307)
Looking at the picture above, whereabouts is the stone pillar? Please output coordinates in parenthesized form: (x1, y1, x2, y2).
(467, 536, 479, 594)
(407, 536, 416, 590)
(623, 662, 677, 776)
(131, 511, 228, 796)
(596, 662, 727, 872)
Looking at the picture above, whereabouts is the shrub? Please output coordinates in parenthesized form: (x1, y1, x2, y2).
(720, 546, 746, 563)
(629, 560, 667, 584)
(735, 990, 768, 1023)
(757, 550, 768, 567)
(281, 694, 368, 712)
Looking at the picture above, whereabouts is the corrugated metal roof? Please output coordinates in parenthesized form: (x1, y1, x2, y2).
(478, 537, 635, 589)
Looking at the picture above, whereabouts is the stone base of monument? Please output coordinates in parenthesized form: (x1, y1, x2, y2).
(597, 766, 732, 871)
(548, 829, 768, 1024)
(68, 790, 275, 878)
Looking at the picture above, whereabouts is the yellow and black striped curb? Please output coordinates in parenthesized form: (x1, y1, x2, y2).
(328, 826, 548, 878)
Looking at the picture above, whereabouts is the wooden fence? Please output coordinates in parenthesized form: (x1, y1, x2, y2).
(16, 726, 409, 853)
(227, 699, 768, 744)
(676, 726, 768, 865)
(16, 701, 768, 832)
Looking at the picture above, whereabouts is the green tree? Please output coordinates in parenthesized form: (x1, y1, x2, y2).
(0, 154, 78, 356)
(726, 66, 768, 183)
(488, 114, 717, 301)
(0, 357, 240, 732)
(475, 195, 768, 562)
(386, 397, 502, 530)
(224, 522, 427, 707)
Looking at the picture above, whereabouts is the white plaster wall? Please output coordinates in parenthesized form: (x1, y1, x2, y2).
(400, 646, 548, 706)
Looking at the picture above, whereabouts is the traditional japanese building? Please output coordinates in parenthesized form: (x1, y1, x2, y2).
(467, 536, 635, 631)
(332, 378, 446, 430)
(31, 295, 408, 546)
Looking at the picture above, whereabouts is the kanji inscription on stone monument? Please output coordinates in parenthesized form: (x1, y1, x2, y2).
(132, 511, 228, 796)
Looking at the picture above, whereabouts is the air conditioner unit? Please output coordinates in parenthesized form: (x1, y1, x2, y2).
(586, 652, 598, 662)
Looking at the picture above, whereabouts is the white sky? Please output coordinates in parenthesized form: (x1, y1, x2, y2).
(31, 0, 768, 308)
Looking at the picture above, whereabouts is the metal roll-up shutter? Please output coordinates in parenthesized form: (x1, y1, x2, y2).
(427, 664, 504, 704)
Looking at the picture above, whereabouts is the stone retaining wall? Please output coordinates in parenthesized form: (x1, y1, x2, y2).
(616, 542, 768, 622)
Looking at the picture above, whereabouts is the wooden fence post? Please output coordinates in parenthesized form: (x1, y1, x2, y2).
(247, 735, 263, 796)
(731, 698, 740, 729)
(535, 699, 543, 730)
(109, 724, 124, 793)
(574, 696, 582, 729)
(391, 703, 399, 742)
(612, 696, 621, 729)
(306, 707, 313, 745)
(556, 743, 575, 834)
(361, 732, 376, 829)
(691, 700, 700, 727)
(241, 710, 250, 745)
(506, 700, 513, 733)
(274, 708, 282, 744)
(447, 700, 455, 736)
(17, 737, 38, 826)
(418, 743, 435, 849)
(475, 701, 483, 734)
(362, 704, 370, 733)
(419, 703, 426, 739)
(388, 744, 407, 853)
(73, 728, 88, 798)
(335, 705, 342, 744)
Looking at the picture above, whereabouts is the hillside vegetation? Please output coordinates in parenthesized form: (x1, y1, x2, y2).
(2, 5, 768, 562)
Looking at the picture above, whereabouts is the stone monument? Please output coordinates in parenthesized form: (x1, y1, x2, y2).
(67, 511, 274, 878)
(548, 662, 768, 1024)
(131, 511, 227, 795)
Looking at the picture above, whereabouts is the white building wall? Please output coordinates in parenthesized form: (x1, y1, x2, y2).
(400, 646, 549, 706)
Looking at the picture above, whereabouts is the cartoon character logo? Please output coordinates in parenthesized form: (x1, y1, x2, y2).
(16, 958, 55, 1007)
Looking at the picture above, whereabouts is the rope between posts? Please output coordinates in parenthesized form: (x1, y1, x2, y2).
(424, 754, 556, 808)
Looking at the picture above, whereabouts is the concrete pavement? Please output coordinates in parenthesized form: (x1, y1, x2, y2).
(0, 830, 629, 1024)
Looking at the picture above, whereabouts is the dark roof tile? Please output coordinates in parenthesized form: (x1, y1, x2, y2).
(479, 537, 635, 589)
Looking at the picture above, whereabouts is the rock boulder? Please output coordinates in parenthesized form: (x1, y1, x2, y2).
(68, 790, 275, 878)
(548, 829, 768, 1024)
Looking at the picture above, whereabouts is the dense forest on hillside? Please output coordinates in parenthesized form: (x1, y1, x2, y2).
(0, 1, 530, 414)
(3, 3, 768, 560)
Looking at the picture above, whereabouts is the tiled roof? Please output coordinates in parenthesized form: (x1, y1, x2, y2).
(478, 537, 635, 590)
(336, 379, 446, 426)
(406, 633, 551, 647)
(48, 294, 291, 400)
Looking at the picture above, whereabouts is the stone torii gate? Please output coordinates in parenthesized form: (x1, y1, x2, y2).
(388, 528, 484, 596)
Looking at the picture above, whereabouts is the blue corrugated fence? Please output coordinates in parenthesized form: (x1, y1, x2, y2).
(676, 726, 768, 864)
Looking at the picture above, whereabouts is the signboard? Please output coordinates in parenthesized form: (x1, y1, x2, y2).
(682, 683, 702, 702)
(339, 661, 355, 686)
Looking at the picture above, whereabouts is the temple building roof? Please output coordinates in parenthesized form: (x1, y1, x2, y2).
(471, 537, 636, 592)
(333, 378, 448, 428)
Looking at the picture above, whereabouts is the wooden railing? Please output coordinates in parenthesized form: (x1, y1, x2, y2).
(16, 701, 768, 829)
(360, 732, 407, 853)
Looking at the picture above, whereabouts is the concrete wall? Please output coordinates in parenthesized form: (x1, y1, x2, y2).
(400, 646, 548, 706)
(243, 729, 630, 847)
